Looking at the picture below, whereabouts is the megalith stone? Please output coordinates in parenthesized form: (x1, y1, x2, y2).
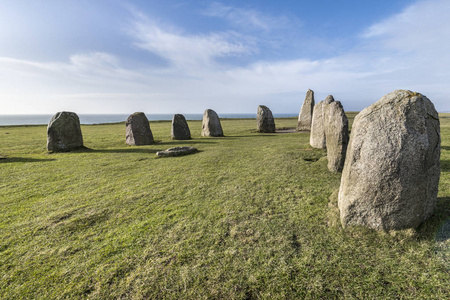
(125, 112, 154, 145)
(257, 105, 275, 133)
(171, 114, 191, 140)
(324, 101, 349, 172)
(47, 111, 83, 152)
(296, 89, 315, 131)
(201, 109, 224, 137)
(310, 95, 334, 148)
(338, 90, 440, 230)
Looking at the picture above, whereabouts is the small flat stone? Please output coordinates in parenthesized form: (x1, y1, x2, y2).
(156, 146, 198, 157)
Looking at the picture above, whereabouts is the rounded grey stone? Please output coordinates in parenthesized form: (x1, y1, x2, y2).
(47, 111, 83, 152)
(201, 109, 224, 137)
(126, 112, 154, 145)
(257, 105, 275, 133)
(171, 114, 191, 140)
(338, 90, 440, 230)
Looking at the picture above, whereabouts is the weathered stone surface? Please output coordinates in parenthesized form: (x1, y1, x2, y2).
(171, 114, 191, 140)
(257, 105, 275, 133)
(296, 89, 315, 131)
(310, 95, 335, 148)
(156, 146, 198, 157)
(201, 109, 224, 137)
(324, 95, 334, 104)
(338, 90, 440, 230)
(325, 101, 349, 172)
(126, 112, 154, 145)
(47, 111, 83, 152)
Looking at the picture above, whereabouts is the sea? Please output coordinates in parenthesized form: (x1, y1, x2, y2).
(0, 113, 297, 126)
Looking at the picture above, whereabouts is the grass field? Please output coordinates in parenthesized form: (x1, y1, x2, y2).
(0, 115, 449, 299)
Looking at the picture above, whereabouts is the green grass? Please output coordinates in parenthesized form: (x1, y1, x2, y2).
(0, 116, 449, 299)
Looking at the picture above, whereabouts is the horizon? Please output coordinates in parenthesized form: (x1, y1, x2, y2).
(1, 0, 449, 114)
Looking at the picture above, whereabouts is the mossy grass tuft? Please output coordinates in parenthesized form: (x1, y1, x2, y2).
(0, 115, 449, 299)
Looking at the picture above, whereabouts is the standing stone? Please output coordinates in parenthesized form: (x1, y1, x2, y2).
(201, 109, 224, 137)
(256, 105, 275, 133)
(47, 111, 83, 152)
(126, 112, 154, 145)
(324, 101, 349, 172)
(310, 95, 334, 148)
(296, 89, 315, 131)
(338, 90, 440, 230)
(171, 114, 191, 140)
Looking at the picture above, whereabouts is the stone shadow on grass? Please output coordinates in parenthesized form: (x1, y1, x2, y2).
(65, 146, 159, 154)
(156, 140, 216, 146)
(432, 197, 450, 269)
(441, 160, 450, 172)
(441, 146, 450, 151)
(222, 134, 277, 138)
(416, 197, 450, 242)
(90, 148, 160, 154)
(0, 157, 56, 163)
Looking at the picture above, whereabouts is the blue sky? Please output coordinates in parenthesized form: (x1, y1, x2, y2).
(1, 0, 449, 114)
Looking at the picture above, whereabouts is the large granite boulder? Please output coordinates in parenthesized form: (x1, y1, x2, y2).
(338, 90, 440, 230)
(310, 95, 334, 148)
(324, 101, 349, 172)
(296, 89, 315, 131)
(171, 114, 191, 140)
(201, 109, 224, 137)
(257, 105, 275, 133)
(47, 111, 83, 152)
(126, 112, 154, 145)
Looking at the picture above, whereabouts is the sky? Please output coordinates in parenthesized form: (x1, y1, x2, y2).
(0, 0, 449, 114)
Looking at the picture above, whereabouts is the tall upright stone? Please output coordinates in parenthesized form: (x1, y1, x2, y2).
(256, 105, 275, 133)
(171, 114, 191, 140)
(47, 111, 83, 152)
(310, 95, 334, 148)
(126, 112, 154, 145)
(201, 109, 224, 137)
(338, 90, 440, 230)
(296, 89, 315, 131)
(324, 101, 349, 172)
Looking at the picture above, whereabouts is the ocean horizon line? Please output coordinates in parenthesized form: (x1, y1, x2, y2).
(0, 113, 298, 126)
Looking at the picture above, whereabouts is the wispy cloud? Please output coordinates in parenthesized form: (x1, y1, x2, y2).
(126, 10, 254, 70)
(202, 2, 295, 32)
